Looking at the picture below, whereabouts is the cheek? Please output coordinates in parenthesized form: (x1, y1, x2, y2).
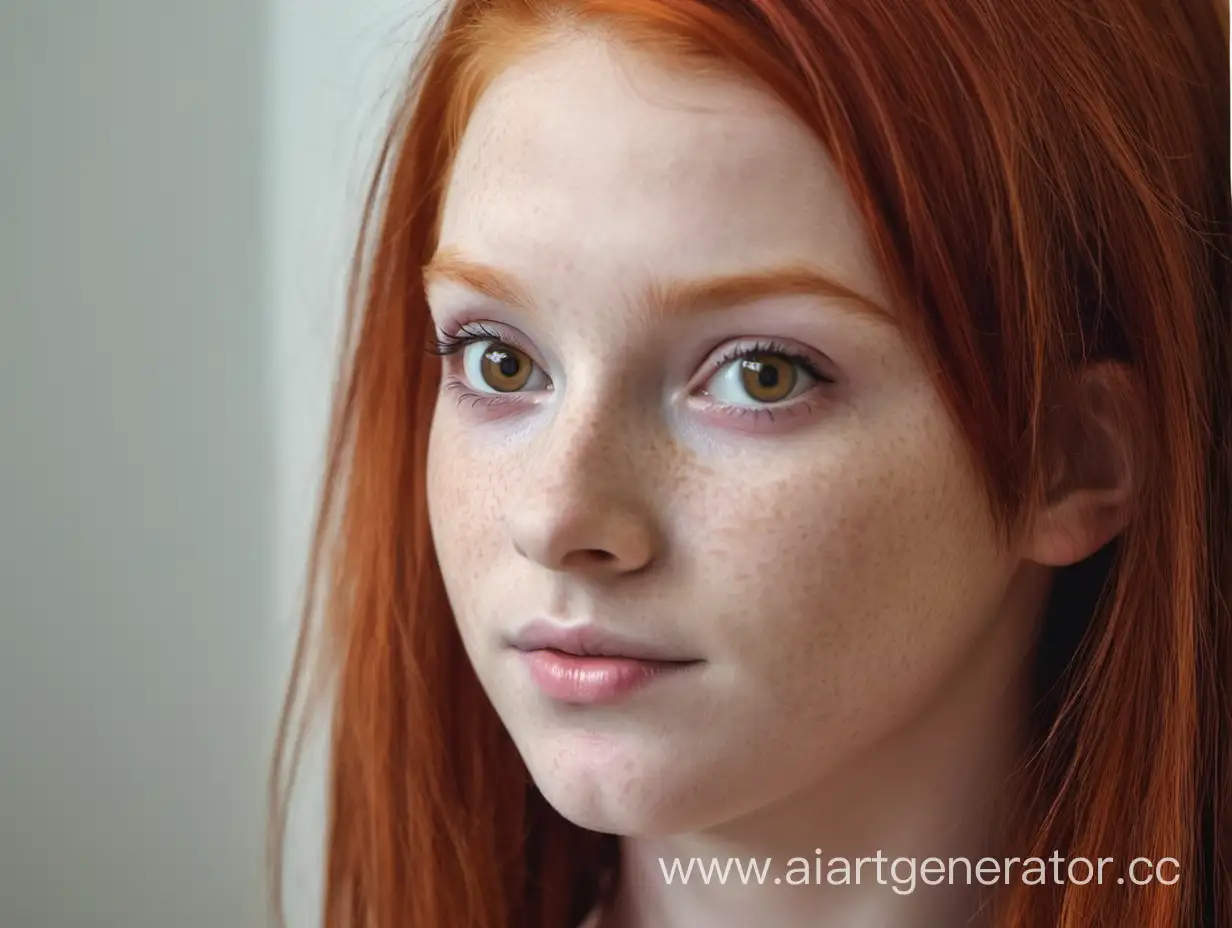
(426, 417, 508, 610)
(682, 411, 1004, 702)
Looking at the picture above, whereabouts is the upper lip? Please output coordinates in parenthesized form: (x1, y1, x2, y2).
(507, 620, 699, 663)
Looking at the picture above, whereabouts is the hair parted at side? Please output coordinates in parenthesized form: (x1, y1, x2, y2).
(268, 1, 1231, 926)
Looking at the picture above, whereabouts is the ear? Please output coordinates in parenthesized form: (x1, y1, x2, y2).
(1024, 362, 1141, 567)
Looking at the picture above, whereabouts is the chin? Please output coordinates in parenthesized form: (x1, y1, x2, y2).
(533, 769, 691, 836)
(516, 730, 759, 837)
(516, 730, 705, 836)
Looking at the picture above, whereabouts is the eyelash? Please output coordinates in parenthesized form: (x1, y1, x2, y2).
(428, 322, 510, 357)
(428, 325, 835, 423)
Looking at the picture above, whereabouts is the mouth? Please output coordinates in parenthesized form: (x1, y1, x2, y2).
(507, 620, 698, 662)
(506, 620, 703, 704)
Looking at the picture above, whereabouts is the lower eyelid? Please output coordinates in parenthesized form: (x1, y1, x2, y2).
(442, 376, 520, 410)
(684, 397, 825, 435)
(702, 391, 822, 414)
(441, 373, 544, 413)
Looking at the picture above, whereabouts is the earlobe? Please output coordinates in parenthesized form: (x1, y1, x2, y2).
(1024, 362, 1140, 568)
(1027, 485, 1133, 567)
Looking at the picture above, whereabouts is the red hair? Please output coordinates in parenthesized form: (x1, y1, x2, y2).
(270, 1, 1231, 925)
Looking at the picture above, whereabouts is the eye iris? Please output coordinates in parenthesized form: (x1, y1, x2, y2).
(739, 353, 796, 402)
(481, 345, 532, 392)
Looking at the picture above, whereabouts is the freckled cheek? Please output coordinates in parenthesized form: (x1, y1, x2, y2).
(682, 462, 924, 662)
(427, 427, 513, 579)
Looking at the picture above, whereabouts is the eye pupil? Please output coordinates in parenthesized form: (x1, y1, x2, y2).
(756, 363, 779, 389)
(739, 353, 796, 402)
(480, 345, 533, 392)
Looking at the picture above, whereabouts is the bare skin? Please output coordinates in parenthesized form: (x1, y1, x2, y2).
(425, 32, 1131, 928)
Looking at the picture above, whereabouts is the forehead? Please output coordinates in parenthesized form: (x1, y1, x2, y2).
(435, 32, 888, 310)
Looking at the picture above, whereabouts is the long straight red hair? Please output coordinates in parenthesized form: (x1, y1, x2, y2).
(270, 1, 1231, 925)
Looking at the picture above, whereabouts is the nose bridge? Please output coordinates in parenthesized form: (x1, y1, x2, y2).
(545, 391, 643, 497)
(509, 388, 663, 574)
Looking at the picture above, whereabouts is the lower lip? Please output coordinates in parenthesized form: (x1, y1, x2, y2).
(519, 649, 697, 704)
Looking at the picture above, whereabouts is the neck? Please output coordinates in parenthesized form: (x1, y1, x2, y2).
(602, 566, 1050, 928)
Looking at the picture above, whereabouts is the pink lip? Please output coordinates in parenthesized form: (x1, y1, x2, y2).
(520, 650, 693, 704)
(507, 620, 702, 704)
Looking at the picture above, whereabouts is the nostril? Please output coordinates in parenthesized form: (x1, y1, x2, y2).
(510, 507, 658, 574)
(562, 548, 617, 569)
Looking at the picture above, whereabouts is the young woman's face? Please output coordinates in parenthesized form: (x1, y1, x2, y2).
(426, 34, 1023, 835)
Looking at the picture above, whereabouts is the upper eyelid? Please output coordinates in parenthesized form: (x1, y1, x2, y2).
(436, 323, 539, 360)
(702, 339, 835, 382)
(710, 341, 815, 365)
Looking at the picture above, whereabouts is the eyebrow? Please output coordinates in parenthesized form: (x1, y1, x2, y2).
(422, 247, 894, 326)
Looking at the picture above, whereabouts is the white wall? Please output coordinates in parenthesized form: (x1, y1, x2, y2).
(266, 3, 438, 927)
(1, 2, 435, 926)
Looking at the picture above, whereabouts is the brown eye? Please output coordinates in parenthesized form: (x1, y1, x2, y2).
(737, 352, 798, 403)
(478, 343, 534, 392)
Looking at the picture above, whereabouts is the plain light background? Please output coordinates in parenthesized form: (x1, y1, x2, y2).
(2, 2, 437, 925)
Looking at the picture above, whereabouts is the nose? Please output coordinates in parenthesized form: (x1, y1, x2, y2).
(507, 405, 662, 578)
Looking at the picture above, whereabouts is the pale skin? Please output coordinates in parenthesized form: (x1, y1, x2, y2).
(424, 31, 1133, 928)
